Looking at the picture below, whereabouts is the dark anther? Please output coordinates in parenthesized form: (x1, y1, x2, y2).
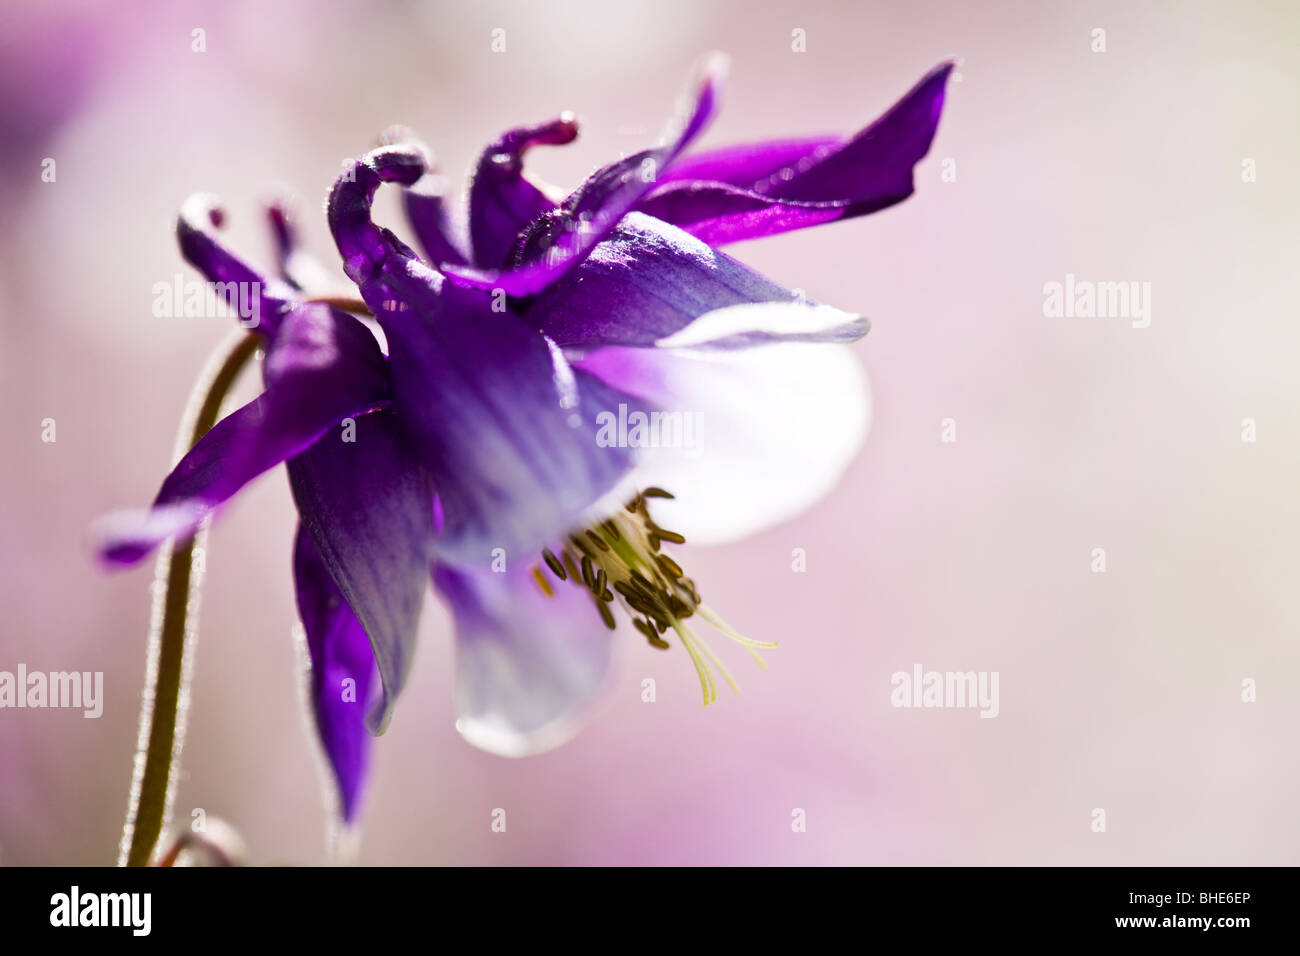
(596, 600, 617, 630)
(542, 548, 566, 580)
(657, 554, 684, 579)
(562, 550, 581, 581)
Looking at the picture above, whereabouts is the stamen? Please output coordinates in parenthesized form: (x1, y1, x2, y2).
(656, 553, 684, 579)
(697, 604, 776, 667)
(696, 604, 778, 650)
(673, 625, 714, 703)
(677, 618, 740, 697)
(596, 600, 616, 630)
(651, 526, 686, 545)
(541, 548, 566, 580)
(536, 487, 768, 702)
(561, 550, 581, 581)
(530, 564, 554, 598)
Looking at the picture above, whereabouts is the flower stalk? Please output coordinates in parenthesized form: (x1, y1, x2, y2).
(119, 329, 261, 867)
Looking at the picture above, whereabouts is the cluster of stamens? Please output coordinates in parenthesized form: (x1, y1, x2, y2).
(530, 487, 775, 704)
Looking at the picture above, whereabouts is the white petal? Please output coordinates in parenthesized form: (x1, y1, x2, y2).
(656, 301, 869, 349)
(576, 332, 870, 545)
(434, 562, 613, 758)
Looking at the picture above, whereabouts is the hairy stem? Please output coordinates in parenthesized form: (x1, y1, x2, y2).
(119, 329, 261, 867)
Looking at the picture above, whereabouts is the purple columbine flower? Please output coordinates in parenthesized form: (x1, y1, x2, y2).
(99, 57, 953, 824)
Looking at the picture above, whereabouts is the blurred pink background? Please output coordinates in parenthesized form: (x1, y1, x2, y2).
(2, 0, 1298, 865)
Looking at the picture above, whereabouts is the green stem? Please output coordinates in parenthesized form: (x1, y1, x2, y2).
(119, 329, 261, 867)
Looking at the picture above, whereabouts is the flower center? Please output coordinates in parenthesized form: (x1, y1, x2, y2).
(531, 487, 775, 704)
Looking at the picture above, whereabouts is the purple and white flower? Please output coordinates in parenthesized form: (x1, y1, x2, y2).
(98, 57, 953, 823)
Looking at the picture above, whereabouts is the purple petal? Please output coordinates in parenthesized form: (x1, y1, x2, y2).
(433, 559, 612, 757)
(523, 211, 831, 348)
(293, 524, 377, 823)
(266, 199, 299, 284)
(640, 61, 954, 244)
(655, 135, 841, 190)
(288, 409, 435, 735)
(761, 61, 953, 204)
(634, 181, 847, 245)
(327, 147, 638, 563)
(440, 54, 726, 298)
(368, 263, 637, 564)
(266, 198, 344, 293)
(405, 175, 471, 269)
(466, 114, 578, 269)
(177, 194, 299, 340)
(368, 125, 473, 270)
(328, 145, 428, 285)
(98, 303, 390, 565)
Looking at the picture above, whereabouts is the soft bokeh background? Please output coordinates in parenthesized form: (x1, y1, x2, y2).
(2, 0, 1297, 865)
